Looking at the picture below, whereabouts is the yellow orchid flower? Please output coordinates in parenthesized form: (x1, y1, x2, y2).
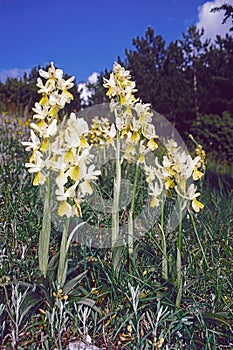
(150, 196, 160, 208)
(193, 167, 204, 181)
(58, 201, 73, 217)
(64, 149, 75, 164)
(67, 165, 81, 181)
(147, 138, 158, 151)
(192, 198, 204, 212)
(132, 130, 140, 143)
(33, 171, 46, 186)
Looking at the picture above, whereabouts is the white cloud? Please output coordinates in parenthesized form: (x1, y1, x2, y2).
(196, 0, 232, 41)
(0, 68, 31, 82)
(78, 72, 99, 105)
(87, 72, 99, 85)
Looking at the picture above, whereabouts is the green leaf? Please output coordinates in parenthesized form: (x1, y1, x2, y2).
(63, 269, 88, 295)
(203, 312, 231, 327)
(38, 174, 51, 278)
(20, 295, 41, 325)
(76, 297, 101, 314)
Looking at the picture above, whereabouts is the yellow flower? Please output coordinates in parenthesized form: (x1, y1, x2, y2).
(131, 131, 140, 143)
(58, 200, 73, 217)
(147, 138, 158, 151)
(39, 62, 63, 80)
(33, 171, 46, 186)
(175, 183, 204, 212)
(150, 196, 160, 208)
(40, 138, 49, 152)
(192, 198, 204, 212)
(39, 94, 49, 106)
(67, 165, 81, 181)
(193, 167, 204, 181)
(48, 105, 60, 118)
(165, 177, 175, 190)
(64, 149, 75, 164)
(80, 135, 89, 149)
(137, 154, 145, 164)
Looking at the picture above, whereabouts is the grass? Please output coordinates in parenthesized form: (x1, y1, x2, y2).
(0, 113, 233, 349)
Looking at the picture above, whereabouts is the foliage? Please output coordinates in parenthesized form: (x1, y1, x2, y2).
(191, 111, 233, 162)
(122, 26, 233, 135)
(0, 124, 232, 347)
(1, 64, 233, 349)
(211, 3, 233, 31)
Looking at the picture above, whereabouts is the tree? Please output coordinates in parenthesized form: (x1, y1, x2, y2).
(82, 69, 110, 108)
(124, 26, 166, 109)
(178, 25, 211, 119)
(211, 3, 233, 31)
(123, 26, 208, 133)
(199, 34, 233, 115)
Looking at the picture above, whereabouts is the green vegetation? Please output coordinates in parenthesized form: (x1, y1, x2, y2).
(0, 19, 232, 350)
(0, 106, 232, 349)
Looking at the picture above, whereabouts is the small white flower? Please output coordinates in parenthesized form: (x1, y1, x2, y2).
(39, 62, 63, 80)
(25, 151, 44, 173)
(32, 102, 49, 120)
(55, 183, 77, 201)
(57, 76, 75, 90)
(36, 77, 55, 94)
(21, 130, 40, 151)
(30, 119, 57, 138)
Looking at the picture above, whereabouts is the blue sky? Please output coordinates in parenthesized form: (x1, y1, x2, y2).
(0, 0, 231, 83)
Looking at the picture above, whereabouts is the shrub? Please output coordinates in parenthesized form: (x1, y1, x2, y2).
(191, 111, 233, 163)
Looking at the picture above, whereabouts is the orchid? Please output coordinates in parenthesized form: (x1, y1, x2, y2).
(23, 62, 100, 220)
(25, 151, 46, 186)
(32, 102, 50, 120)
(39, 62, 63, 80)
(148, 180, 163, 208)
(175, 183, 204, 213)
(22, 61, 206, 301)
(57, 76, 75, 90)
(36, 77, 56, 95)
(22, 62, 102, 283)
(21, 130, 40, 152)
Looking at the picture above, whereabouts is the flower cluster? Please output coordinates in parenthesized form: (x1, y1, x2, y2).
(103, 62, 158, 164)
(104, 63, 204, 213)
(195, 143, 206, 172)
(22, 63, 100, 217)
(89, 116, 115, 147)
(50, 113, 100, 217)
(145, 139, 204, 212)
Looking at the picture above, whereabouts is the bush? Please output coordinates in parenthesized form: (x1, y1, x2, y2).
(191, 111, 233, 163)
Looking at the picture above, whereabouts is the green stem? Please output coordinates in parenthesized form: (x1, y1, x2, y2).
(190, 212, 209, 267)
(176, 199, 183, 308)
(160, 195, 168, 280)
(39, 173, 51, 278)
(128, 162, 139, 255)
(112, 133, 122, 274)
(57, 217, 70, 288)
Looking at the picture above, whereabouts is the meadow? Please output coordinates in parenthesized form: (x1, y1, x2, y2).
(0, 64, 232, 350)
